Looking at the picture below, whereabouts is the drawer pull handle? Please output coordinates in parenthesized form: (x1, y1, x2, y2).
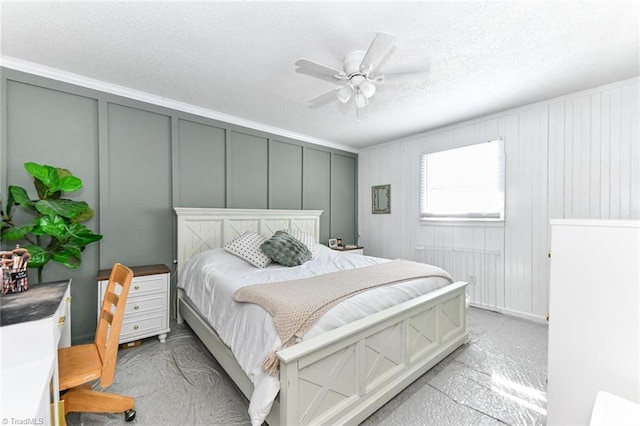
(57, 316, 66, 326)
(134, 285, 140, 290)
(134, 305, 140, 310)
(133, 325, 139, 330)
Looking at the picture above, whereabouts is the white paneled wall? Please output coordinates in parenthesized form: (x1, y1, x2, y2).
(358, 77, 639, 322)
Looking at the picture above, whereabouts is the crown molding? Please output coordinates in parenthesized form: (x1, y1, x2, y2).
(0, 56, 357, 153)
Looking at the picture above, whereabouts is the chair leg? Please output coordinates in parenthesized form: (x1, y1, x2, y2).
(62, 386, 135, 414)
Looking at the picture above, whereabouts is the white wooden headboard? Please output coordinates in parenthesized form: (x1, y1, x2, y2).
(174, 208, 323, 275)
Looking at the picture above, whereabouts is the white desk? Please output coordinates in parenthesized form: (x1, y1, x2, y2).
(0, 280, 71, 425)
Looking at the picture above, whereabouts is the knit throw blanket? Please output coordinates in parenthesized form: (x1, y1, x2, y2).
(232, 259, 453, 375)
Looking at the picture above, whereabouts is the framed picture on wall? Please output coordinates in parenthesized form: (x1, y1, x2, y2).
(372, 184, 391, 214)
(328, 238, 338, 248)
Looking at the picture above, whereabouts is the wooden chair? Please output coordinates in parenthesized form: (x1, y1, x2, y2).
(58, 263, 137, 422)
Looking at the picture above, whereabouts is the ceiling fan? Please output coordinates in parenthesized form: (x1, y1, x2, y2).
(295, 32, 428, 113)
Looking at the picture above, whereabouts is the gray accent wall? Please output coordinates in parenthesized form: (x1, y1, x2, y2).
(331, 154, 357, 245)
(102, 104, 173, 268)
(1, 68, 358, 343)
(303, 148, 332, 244)
(269, 140, 303, 209)
(175, 118, 226, 207)
(227, 131, 269, 208)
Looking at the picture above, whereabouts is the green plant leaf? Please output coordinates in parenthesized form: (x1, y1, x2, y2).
(34, 179, 47, 200)
(57, 176, 83, 193)
(30, 221, 47, 236)
(8, 185, 33, 208)
(24, 245, 50, 268)
(5, 191, 15, 216)
(71, 232, 103, 246)
(1, 224, 34, 240)
(72, 206, 95, 223)
(66, 223, 103, 245)
(52, 245, 82, 269)
(37, 215, 67, 240)
(57, 168, 73, 179)
(35, 199, 88, 219)
(25, 162, 59, 189)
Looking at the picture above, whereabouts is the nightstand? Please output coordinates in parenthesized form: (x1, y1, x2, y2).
(331, 246, 364, 255)
(97, 264, 171, 343)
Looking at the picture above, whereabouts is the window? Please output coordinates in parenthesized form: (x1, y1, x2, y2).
(420, 139, 504, 221)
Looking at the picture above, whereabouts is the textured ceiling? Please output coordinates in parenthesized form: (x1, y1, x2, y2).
(1, 1, 638, 151)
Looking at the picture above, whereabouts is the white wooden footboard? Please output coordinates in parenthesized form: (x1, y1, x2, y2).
(178, 281, 468, 426)
(277, 281, 468, 425)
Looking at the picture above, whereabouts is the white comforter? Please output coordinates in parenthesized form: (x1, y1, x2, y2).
(178, 245, 452, 425)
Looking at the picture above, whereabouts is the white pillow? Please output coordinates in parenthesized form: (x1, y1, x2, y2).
(283, 229, 317, 259)
(223, 232, 272, 268)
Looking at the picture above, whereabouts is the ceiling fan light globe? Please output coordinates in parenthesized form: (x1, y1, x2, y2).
(360, 80, 376, 98)
(355, 92, 369, 108)
(336, 86, 353, 103)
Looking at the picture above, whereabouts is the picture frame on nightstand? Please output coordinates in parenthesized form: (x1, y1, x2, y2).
(328, 238, 338, 248)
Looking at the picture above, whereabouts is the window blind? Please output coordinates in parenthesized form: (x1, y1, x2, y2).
(420, 139, 504, 220)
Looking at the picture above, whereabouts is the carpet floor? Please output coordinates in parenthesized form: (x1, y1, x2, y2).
(67, 307, 547, 425)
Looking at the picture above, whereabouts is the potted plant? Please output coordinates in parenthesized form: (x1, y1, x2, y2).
(1, 162, 103, 283)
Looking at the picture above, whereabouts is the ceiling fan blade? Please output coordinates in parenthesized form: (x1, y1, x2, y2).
(368, 45, 397, 77)
(359, 32, 396, 74)
(307, 88, 339, 109)
(295, 59, 346, 82)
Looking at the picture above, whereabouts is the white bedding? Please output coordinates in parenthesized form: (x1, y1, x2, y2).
(178, 244, 452, 425)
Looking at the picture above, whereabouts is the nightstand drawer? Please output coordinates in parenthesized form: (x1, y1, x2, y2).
(120, 313, 167, 341)
(125, 293, 166, 316)
(129, 274, 168, 296)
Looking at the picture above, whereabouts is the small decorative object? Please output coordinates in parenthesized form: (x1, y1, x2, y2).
(372, 184, 391, 214)
(1, 244, 31, 294)
(328, 238, 338, 248)
(336, 238, 343, 247)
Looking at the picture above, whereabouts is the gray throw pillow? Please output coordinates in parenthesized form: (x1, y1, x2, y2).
(260, 231, 312, 267)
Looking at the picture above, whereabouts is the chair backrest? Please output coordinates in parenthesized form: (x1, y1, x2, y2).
(95, 263, 133, 387)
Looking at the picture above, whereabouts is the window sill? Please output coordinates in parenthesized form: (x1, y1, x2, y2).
(419, 218, 505, 227)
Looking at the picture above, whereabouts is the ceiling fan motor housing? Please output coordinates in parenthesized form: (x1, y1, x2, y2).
(342, 50, 377, 101)
(343, 51, 367, 75)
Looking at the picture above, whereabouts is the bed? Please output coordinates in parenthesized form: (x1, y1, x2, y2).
(175, 207, 469, 426)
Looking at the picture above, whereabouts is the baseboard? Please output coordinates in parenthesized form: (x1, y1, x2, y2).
(469, 301, 499, 312)
(497, 307, 548, 324)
